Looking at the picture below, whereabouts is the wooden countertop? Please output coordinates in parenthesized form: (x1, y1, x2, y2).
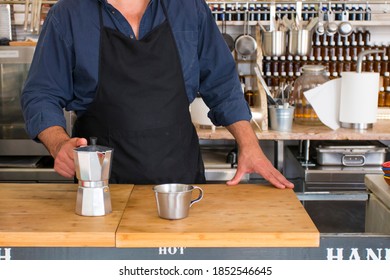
(0, 183, 319, 248)
(197, 119, 390, 141)
(0, 184, 133, 247)
(116, 184, 319, 248)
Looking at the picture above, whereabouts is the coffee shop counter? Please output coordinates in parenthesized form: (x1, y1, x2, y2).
(1, 182, 320, 260)
(1, 182, 389, 260)
(196, 119, 390, 141)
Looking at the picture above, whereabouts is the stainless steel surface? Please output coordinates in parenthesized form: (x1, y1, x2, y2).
(340, 121, 373, 130)
(153, 184, 203, 220)
(0, 46, 76, 156)
(356, 49, 385, 73)
(234, 11, 257, 58)
(201, 145, 251, 182)
(268, 105, 294, 132)
(0, 167, 72, 182)
(74, 138, 114, 217)
(296, 191, 369, 201)
(75, 185, 112, 217)
(261, 30, 287, 57)
(316, 144, 387, 166)
(288, 29, 312, 56)
(73, 138, 113, 182)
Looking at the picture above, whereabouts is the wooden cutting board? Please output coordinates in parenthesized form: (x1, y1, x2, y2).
(0, 183, 133, 247)
(116, 184, 319, 248)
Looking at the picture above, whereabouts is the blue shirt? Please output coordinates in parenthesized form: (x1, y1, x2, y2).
(21, 0, 251, 139)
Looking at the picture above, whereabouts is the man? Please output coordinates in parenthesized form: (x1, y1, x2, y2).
(21, 0, 293, 189)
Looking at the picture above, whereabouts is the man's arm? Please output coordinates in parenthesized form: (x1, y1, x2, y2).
(225, 120, 294, 189)
(38, 126, 87, 178)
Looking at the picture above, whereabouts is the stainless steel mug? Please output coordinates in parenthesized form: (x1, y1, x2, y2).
(288, 29, 313, 56)
(261, 30, 287, 57)
(153, 184, 203, 220)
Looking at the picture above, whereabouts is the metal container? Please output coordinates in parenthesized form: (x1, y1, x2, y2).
(288, 29, 312, 56)
(268, 105, 295, 132)
(74, 137, 114, 216)
(261, 31, 287, 57)
(153, 184, 203, 220)
(316, 143, 387, 166)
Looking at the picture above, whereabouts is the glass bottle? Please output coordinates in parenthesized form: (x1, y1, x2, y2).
(383, 72, 390, 89)
(244, 85, 255, 107)
(386, 86, 390, 107)
(290, 65, 329, 125)
(378, 87, 386, 107)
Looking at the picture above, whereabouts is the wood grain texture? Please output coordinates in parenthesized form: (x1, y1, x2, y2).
(116, 184, 319, 248)
(0, 183, 133, 247)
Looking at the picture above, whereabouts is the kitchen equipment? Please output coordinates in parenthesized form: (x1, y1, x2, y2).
(315, 141, 387, 166)
(153, 183, 203, 220)
(254, 64, 276, 105)
(221, 12, 234, 52)
(74, 137, 114, 216)
(324, 21, 338, 36)
(287, 143, 382, 233)
(0, 4, 12, 40)
(338, 21, 353, 37)
(339, 49, 385, 130)
(268, 104, 295, 132)
(261, 30, 287, 56)
(235, 11, 257, 59)
(288, 29, 312, 56)
(290, 65, 329, 125)
(0, 46, 77, 157)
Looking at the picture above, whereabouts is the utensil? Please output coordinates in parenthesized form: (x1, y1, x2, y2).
(288, 29, 313, 56)
(221, 12, 234, 52)
(261, 30, 287, 56)
(338, 21, 353, 37)
(268, 105, 295, 132)
(153, 184, 203, 220)
(305, 17, 319, 31)
(74, 137, 114, 216)
(235, 11, 257, 59)
(254, 65, 276, 105)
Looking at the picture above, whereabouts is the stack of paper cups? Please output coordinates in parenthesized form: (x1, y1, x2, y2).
(339, 72, 380, 129)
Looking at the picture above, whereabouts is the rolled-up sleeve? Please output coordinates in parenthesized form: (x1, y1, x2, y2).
(20, 8, 73, 140)
(197, 1, 251, 127)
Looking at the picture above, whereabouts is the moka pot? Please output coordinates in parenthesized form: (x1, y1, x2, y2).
(74, 137, 114, 216)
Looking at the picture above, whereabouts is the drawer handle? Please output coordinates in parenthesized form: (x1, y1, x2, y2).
(342, 154, 366, 166)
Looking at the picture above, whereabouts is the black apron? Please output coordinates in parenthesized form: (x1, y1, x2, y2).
(73, 1, 205, 184)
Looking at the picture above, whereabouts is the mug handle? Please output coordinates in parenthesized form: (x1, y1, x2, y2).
(189, 186, 203, 207)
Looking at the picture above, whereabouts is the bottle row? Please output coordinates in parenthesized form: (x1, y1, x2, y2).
(207, 2, 372, 22)
(261, 53, 390, 79)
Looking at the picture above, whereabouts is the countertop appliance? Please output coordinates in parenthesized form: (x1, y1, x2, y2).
(286, 140, 387, 233)
(0, 46, 74, 182)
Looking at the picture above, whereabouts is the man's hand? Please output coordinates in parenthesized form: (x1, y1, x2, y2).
(226, 121, 294, 189)
(38, 126, 88, 178)
(53, 137, 88, 178)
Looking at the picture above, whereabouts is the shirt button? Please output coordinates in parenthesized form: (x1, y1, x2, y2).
(130, 35, 134, 39)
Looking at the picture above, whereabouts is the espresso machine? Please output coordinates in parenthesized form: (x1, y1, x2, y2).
(74, 137, 114, 216)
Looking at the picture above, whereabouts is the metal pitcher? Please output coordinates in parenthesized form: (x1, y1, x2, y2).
(74, 137, 114, 216)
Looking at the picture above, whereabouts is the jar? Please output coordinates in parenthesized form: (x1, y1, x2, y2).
(290, 65, 329, 125)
